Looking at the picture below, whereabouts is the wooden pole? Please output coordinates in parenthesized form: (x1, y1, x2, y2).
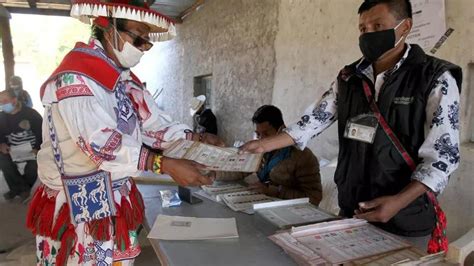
(0, 15, 14, 88)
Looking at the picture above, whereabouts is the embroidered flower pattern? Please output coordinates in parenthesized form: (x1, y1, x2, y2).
(412, 167, 433, 182)
(297, 115, 311, 130)
(434, 133, 460, 164)
(441, 86, 448, 95)
(432, 161, 448, 173)
(311, 101, 333, 123)
(448, 101, 459, 130)
(434, 78, 449, 95)
(431, 106, 444, 128)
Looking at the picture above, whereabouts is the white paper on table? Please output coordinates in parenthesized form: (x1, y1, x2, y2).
(147, 215, 239, 240)
(9, 143, 36, 162)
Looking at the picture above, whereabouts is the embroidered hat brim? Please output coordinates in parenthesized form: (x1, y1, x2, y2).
(70, 0, 176, 42)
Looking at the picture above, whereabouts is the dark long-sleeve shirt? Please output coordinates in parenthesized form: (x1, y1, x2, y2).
(0, 107, 43, 150)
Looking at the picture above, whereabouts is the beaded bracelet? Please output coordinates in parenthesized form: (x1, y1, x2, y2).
(152, 154, 163, 174)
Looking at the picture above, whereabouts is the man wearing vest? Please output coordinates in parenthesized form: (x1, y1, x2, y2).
(241, 0, 462, 253)
(27, 0, 223, 265)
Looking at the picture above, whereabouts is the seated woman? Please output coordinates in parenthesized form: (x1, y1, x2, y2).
(220, 105, 322, 205)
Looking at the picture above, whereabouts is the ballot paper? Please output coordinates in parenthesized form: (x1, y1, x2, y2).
(9, 143, 36, 162)
(221, 190, 276, 214)
(253, 198, 335, 229)
(202, 183, 247, 194)
(147, 215, 239, 240)
(269, 232, 328, 266)
(352, 247, 425, 265)
(270, 219, 412, 265)
(164, 139, 263, 172)
(199, 183, 248, 202)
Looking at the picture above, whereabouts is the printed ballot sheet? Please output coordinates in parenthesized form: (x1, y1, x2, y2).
(164, 140, 262, 172)
(199, 183, 249, 202)
(148, 215, 239, 240)
(291, 219, 411, 264)
(270, 219, 412, 265)
(9, 143, 36, 162)
(221, 190, 276, 214)
(254, 198, 335, 229)
(202, 183, 247, 194)
(352, 247, 425, 265)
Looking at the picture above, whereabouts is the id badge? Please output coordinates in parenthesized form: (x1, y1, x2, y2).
(344, 113, 379, 144)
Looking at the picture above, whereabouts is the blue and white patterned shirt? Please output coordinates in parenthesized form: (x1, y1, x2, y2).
(285, 44, 460, 194)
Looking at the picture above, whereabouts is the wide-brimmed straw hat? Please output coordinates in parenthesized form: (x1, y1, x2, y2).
(70, 0, 176, 42)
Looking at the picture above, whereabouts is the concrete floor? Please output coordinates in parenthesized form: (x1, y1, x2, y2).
(0, 173, 160, 265)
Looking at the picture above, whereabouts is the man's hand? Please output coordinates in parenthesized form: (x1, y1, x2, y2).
(248, 181, 266, 193)
(354, 181, 430, 223)
(239, 140, 266, 154)
(32, 149, 38, 155)
(0, 143, 10, 154)
(200, 133, 225, 147)
(161, 157, 212, 186)
(354, 195, 404, 223)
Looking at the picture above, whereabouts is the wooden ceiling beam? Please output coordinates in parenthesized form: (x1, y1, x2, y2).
(5, 6, 69, 16)
(178, 0, 204, 22)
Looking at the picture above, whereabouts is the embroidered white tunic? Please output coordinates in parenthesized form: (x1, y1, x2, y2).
(34, 39, 192, 265)
(37, 39, 191, 190)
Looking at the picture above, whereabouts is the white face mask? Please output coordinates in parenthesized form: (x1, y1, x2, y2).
(110, 27, 144, 68)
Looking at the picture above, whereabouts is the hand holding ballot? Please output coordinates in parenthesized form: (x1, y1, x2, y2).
(161, 157, 213, 186)
(164, 139, 263, 172)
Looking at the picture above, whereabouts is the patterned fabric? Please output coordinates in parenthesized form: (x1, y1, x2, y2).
(33, 38, 194, 265)
(38, 38, 192, 186)
(62, 171, 116, 224)
(36, 226, 139, 266)
(285, 44, 460, 195)
(34, 179, 141, 265)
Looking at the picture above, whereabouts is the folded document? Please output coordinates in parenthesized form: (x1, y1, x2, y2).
(148, 215, 239, 240)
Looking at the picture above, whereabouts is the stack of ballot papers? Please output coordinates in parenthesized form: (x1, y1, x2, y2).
(269, 218, 417, 265)
(253, 198, 336, 229)
(148, 215, 239, 240)
(221, 190, 277, 214)
(196, 183, 248, 202)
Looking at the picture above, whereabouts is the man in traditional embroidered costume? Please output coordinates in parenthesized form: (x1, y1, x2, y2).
(27, 0, 221, 264)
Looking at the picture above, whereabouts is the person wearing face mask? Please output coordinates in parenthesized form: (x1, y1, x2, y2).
(0, 90, 42, 201)
(240, 0, 462, 253)
(27, 0, 223, 265)
(9, 75, 33, 108)
(217, 105, 322, 205)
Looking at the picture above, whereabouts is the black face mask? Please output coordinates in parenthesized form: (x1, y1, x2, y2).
(358, 20, 405, 63)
